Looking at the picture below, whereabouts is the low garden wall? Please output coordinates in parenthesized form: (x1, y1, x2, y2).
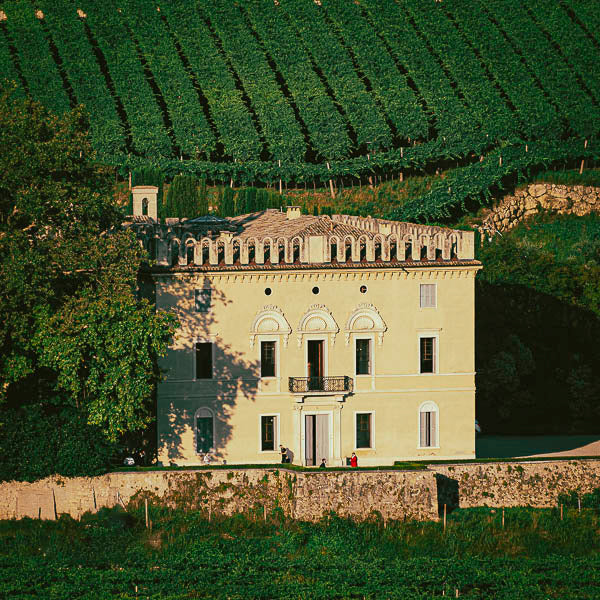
(0, 468, 437, 522)
(431, 459, 600, 509)
(2, 459, 599, 523)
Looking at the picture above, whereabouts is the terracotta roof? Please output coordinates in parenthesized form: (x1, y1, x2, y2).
(151, 258, 482, 274)
(229, 210, 374, 240)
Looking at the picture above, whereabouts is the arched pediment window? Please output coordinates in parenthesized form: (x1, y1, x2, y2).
(418, 401, 439, 448)
(249, 305, 292, 348)
(297, 304, 339, 347)
(195, 407, 215, 454)
(344, 303, 387, 346)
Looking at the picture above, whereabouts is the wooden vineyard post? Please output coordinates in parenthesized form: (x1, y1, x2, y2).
(264, 505, 267, 522)
(443, 504, 447, 532)
(578, 495, 581, 514)
(367, 153, 373, 188)
(128, 170, 132, 190)
(502, 507, 505, 529)
(279, 160, 282, 194)
(580, 159, 585, 175)
(560, 504, 563, 520)
(145, 498, 149, 529)
(326, 163, 335, 199)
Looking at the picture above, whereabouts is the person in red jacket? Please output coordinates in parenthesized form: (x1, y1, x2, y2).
(350, 452, 358, 468)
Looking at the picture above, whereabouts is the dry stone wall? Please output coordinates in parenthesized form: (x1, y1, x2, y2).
(480, 183, 599, 235)
(0, 468, 438, 523)
(431, 459, 600, 509)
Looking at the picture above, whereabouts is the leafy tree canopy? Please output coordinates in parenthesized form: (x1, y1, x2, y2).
(0, 86, 177, 456)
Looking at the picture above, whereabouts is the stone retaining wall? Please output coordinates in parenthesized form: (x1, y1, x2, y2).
(480, 183, 599, 234)
(0, 468, 438, 522)
(2, 460, 598, 523)
(431, 459, 600, 509)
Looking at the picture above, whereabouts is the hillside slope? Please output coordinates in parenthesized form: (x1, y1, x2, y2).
(0, 0, 598, 218)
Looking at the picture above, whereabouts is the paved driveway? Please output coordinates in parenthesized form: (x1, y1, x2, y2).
(476, 435, 600, 459)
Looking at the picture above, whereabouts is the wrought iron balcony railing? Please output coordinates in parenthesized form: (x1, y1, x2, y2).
(288, 376, 353, 394)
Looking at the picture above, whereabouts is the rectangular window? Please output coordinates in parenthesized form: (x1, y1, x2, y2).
(420, 284, 436, 308)
(195, 342, 212, 379)
(420, 337, 436, 373)
(420, 411, 437, 447)
(194, 288, 212, 312)
(261, 341, 276, 378)
(261, 415, 277, 451)
(356, 413, 372, 448)
(356, 339, 371, 375)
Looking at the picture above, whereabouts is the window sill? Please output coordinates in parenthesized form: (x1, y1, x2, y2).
(417, 446, 440, 450)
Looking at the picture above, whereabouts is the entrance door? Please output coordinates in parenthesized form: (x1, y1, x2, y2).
(307, 340, 324, 391)
(305, 414, 329, 466)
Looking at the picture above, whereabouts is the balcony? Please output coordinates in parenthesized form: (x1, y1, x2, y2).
(288, 376, 353, 394)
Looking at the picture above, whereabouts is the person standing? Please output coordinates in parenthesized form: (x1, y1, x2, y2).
(319, 458, 326, 468)
(350, 452, 358, 468)
(280, 445, 287, 464)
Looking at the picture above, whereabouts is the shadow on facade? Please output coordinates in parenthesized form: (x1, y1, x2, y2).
(157, 275, 260, 463)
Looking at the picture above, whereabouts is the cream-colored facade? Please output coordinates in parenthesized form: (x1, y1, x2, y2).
(129, 188, 481, 466)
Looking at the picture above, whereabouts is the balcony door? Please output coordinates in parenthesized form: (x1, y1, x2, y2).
(305, 414, 329, 466)
(307, 339, 324, 390)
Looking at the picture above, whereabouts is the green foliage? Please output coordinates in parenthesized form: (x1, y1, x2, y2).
(197, 176, 208, 216)
(0, 405, 116, 481)
(0, 89, 177, 478)
(220, 186, 235, 217)
(2, 507, 600, 597)
(2, 0, 598, 216)
(476, 213, 600, 433)
(165, 174, 199, 218)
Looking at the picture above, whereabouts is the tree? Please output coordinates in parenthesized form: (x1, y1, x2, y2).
(197, 176, 208, 215)
(165, 174, 199, 218)
(0, 87, 177, 478)
(222, 187, 235, 216)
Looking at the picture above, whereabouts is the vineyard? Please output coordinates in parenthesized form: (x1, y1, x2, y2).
(0, 0, 599, 219)
(2, 506, 600, 598)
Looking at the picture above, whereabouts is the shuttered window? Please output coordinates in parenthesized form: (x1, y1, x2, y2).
(261, 415, 277, 451)
(419, 410, 437, 447)
(195, 342, 212, 379)
(356, 413, 372, 448)
(195, 289, 212, 312)
(196, 409, 214, 453)
(261, 341, 276, 377)
(356, 339, 371, 375)
(420, 337, 436, 373)
(420, 284, 436, 308)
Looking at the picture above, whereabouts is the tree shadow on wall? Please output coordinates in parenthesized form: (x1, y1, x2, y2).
(157, 275, 260, 464)
(435, 474, 459, 516)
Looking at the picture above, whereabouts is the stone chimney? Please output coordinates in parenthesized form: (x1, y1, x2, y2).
(286, 206, 301, 220)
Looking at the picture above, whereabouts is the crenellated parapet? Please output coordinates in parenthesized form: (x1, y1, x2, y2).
(124, 210, 475, 269)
